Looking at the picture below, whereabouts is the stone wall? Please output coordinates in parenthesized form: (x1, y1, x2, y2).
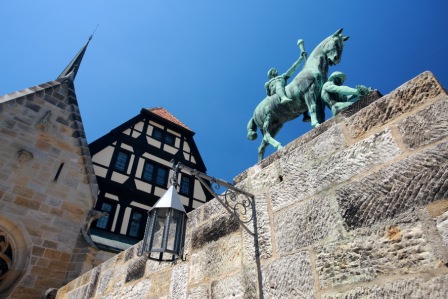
(0, 78, 100, 298)
(56, 71, 448, 298)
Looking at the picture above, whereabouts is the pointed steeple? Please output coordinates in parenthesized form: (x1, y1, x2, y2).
(57, 35, 93, 81)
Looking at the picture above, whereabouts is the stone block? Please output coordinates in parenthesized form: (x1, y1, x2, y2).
(211, 272, 256, 299)
(398, 95, 448, 149)
(201, 196, 227, 221)
(191, 213, 240, 250)
(243, 192, 272, 260)
(148, 269, 171, 296)
(261, 251, 315, 299)
(10, 286, 43, 299)
(61, 201, 85, 217)
(169, 263, 188, 299)
(346, 71, 446, 138)
(189, 231, 242, 284)
(247, 159, 283, 192)
(14, 195, 41, 210)
(436, 210, 448, 246)
(274, 194, 344, 255)
(187, 285, 209, 299)
(96, 268, 114, 296)
(34, 276, 64, 289)
(32, 246, 45, 257)
(125, 257, 147, 283)
(44, 248, 62, 260)
(336, 141, 448, 229)
(271, 129, 400, 211)
(12, 185, 35, 198)
(322, 274, 448, 298)
(315, 221, 441, 289)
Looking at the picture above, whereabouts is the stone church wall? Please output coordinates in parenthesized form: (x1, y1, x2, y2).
(56, 71, 448, 298)
(0, 78, 99, 298)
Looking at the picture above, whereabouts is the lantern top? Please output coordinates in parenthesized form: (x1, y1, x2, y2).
(153, 186, 186, 213)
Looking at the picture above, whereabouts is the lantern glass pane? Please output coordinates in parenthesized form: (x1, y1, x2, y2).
(152, 208, 168, 250)
(167, 209, 183, 251)
(141, 210, 155, 252)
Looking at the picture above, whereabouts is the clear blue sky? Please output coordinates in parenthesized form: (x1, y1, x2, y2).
(1, 1, 447, 183)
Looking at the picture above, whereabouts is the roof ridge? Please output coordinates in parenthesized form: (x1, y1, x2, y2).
(147, 107, 192, 132)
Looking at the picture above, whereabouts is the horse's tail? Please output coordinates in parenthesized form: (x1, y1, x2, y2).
(247, 117, 258, 140)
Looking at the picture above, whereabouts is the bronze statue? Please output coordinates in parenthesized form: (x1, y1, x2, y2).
(321, 71, 371, 116)
(247, 28, 349, 161)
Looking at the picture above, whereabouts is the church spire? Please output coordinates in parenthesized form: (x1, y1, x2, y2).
(57, 33, 94, 81)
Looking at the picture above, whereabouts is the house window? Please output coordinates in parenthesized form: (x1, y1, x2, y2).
(152, 127, 163, 141)
(152, 127, 175, 146)
(156, 167, 168, 186)
(164, 133, 175, 146)
(142, 161, 169, 187)
(96, 202, 113, 229)
(114, 151, 129, 172)
(142, 162, 154, 182)
(180, 176, 191, 196)
(128, 210, 144, 238)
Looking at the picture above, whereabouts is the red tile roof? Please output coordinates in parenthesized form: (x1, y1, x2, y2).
(147, 107, 192, 132)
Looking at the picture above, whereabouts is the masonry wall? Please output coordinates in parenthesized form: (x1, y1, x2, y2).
(0, 78, 100, 298)
(56, 71, 448, 298)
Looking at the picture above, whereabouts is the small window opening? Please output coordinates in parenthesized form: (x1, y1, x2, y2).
(54, 163, 65, 181)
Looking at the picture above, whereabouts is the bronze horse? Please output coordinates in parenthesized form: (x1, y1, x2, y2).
(247, 28, 349, 161)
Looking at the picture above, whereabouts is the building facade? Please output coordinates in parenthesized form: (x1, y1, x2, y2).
(88, 107, 213, 252)
(0, 38, 99, 298)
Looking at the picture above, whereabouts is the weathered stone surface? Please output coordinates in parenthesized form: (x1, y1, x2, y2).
(261, 251, 315, 299)
(201, 196, 227, 221)
(191, 213, 239, 250)
(346, 71, 446, 138)
(275, 194, 344, 254)
(187, 285, 209, 299)
(106, 279, 151, 299)
(189, 231, 242, 284)
(398, 96, 448, 149)
(322, 274, 448, 298)
(125, 257, 146, 283)
(95, 259, 127, 297)
(186, 205, 202, 229)
(53, 72, 448, 299)
(248, 192, 272, 259)
(337, 141, 448, 229)
(247, 160, 282, 192)
(271, 129, 400, 211)
(169, 263, 188, 299)
(436, 210, 448, 246)
(211, 272, 256, 299)
(315, 221, 441, 289)
(337, 90, 383, 118)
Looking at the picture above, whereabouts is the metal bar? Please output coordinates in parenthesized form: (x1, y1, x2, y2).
(173, 161, 254, 198)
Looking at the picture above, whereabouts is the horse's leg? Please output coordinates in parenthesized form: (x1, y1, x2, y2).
(262, 114, 283, 149)
(304, 86, 320, 128)
(258, 139, 269, 162)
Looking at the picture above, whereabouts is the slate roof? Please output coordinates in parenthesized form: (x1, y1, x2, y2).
(57, 35, 92, 81)
(147, 107, 193, 132)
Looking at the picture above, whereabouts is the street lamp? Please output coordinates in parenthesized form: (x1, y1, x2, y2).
(137, 185, 187, 262)
(138, 160, 255, 262)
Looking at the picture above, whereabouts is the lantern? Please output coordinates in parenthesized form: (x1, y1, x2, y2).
(138, 186, 187, 262)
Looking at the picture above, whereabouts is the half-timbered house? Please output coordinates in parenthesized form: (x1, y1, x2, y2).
(88, 107, 213, 251)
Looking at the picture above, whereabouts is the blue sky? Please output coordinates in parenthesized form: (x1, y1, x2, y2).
(1, 1, 447, 183)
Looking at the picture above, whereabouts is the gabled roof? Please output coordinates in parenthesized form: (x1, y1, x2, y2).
(146, 107, 193, 133)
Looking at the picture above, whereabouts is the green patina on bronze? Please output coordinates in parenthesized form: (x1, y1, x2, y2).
(321, 71, 371, 116)
(248, 28, 371, 162)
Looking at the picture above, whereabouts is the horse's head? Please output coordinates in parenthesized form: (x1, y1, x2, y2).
(323, 28, 349, 66)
